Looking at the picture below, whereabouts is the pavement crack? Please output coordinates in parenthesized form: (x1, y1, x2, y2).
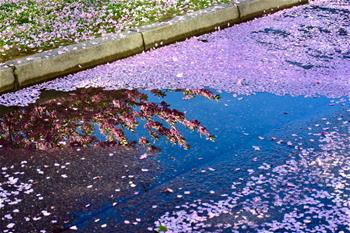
(140, 31, 146, 51)
(11, 65, 19, 90)
(236, 4, 242, 21)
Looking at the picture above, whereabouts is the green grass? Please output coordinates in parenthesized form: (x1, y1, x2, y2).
(0, 0, 230, 62)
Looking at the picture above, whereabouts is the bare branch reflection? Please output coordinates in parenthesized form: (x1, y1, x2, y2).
(0, 88, 219, 150)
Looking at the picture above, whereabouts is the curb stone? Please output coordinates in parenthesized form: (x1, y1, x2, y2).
(10, 31, 144, 88)
(140, 5, 239, 50)
(238, 0, 309, 21)
(0, 66, 15, 93)
(0, 0, 309, 94)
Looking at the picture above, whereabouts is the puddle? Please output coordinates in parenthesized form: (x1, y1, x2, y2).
(1, 88, 349, 232)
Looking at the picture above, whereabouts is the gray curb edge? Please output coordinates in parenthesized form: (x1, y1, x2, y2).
(0, 0, 308, 94)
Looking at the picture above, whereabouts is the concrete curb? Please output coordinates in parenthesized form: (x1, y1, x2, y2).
(0, 66, 15, 93)
(140, 5, 239, 50)
(238, 0, 309, 21)
(0, 0, 308, 94)
(5, 31, 144, 88)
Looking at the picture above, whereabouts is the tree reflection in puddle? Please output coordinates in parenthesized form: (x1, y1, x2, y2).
(0, 88, 218, 151)
(0, 88, 219, 232)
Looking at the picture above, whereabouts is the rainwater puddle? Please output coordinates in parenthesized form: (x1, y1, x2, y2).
(1, 88, 349, 232)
